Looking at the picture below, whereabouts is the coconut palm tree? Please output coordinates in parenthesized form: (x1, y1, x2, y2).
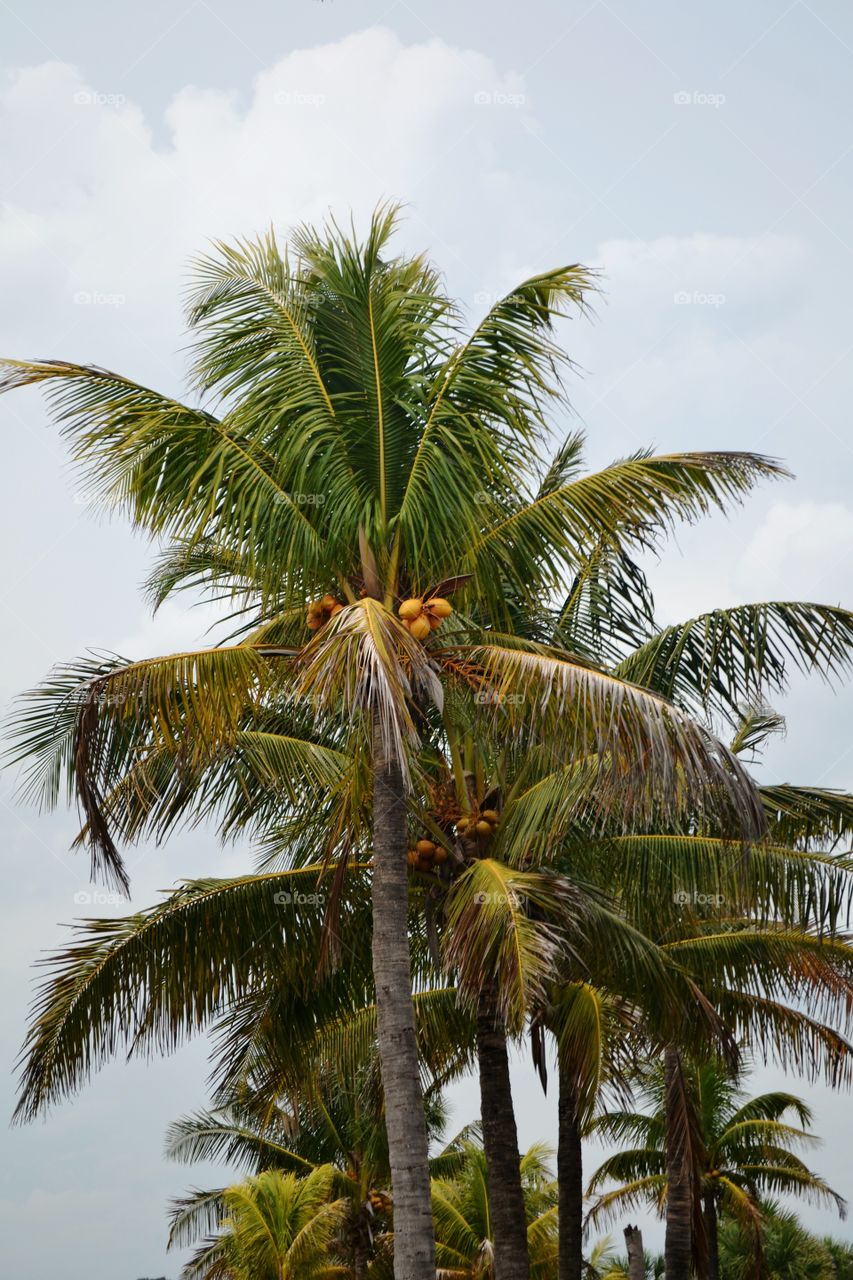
(587, 1059, 846, 1280)
(165, 1066, 465, 1279)
(488, 540, 853, 1280)
(181, 1163, 347, 1280)
(431, 1139, 559, 1280)
(5, 209, 785, 1278)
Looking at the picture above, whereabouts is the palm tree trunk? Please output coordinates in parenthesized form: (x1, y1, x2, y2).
(704, 1191, 718, 1280)
(624, 1224, 645, 1280)
(663, 1047, 693, 1280)
(371, 717, 435, 1280)
(557, 1055, 584, 1280)
(476, 978, 530, 1280)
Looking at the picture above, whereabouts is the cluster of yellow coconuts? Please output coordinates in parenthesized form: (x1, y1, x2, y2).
(456, 808, 500, 841)
(367, 1189, 391, 1214)
(406, 838, 449, 873)
(305, 594, 344, 630)
(397, 595, 453, 640)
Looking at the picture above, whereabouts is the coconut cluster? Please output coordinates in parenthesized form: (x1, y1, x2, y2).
(406, 838, 449, 873)
(367, 1189, 391, 1214)
(456, 808, 500, 841)
(397, 595, 453, 640)
(306, 593, 344, 630)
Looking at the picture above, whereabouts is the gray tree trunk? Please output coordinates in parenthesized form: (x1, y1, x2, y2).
(557, 1057, 584, 1280)
(371, 717, 435, 1279)
(476, 979, 531, 1280)
(624, 1224, 645, 1280)
(663, 1047, 693, 1280)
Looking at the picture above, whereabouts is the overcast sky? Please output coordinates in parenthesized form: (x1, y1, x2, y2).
(1, 2, 853, 1276)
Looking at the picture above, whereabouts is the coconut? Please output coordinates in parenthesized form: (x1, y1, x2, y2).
(417, 856, 433, 873)
(433, 846, 448, 864)
(428, 614, 444, 630)
(409, 615, 431, 640)
(321, 594, 337, 609)
(306, 616, 323, 630)
(426, 597, 453, 618)
(481, 809, 499, 824)
(398, 598, 423, 620)
(406, 849, 418, 867)
(416, 839, 436, 855)
(329, 603, 344, 615)
(475, 819, 493, 836)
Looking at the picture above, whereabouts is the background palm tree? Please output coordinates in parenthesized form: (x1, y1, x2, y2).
(181, 1163, 347, 1280)
(431, 1140, 558, 1280)
(587, 1059, 846, 1280)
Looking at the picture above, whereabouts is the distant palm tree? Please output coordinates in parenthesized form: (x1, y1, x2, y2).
(587, 1060, 846, 1280)
(185, 1164, 347, 1280)
(432, 1140, 558, 1280)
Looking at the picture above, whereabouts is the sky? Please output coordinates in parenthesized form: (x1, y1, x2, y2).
(1, 1, 852, 1275)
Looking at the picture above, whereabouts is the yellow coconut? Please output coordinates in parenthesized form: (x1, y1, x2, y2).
(329, 603, 344, 615)
(481, 809, 500, 824)
(475, 819, 493, 836)
(398, 598, 424, 620)
(321, 593, 338, 609)
(428, 614, 444, 630)
(406, 849, 418, 867)
(433, 845, 448, 864)
(416, 838, 436, 855)
(426, 597, 453, 618)
(409, 615, 431, 641)
(306, 616, 323, 630)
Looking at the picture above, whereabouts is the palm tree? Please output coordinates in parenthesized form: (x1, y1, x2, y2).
(491, 544, 853, 1280)
(181, 1163, 347, 1279)
(431, 1140, 559, 1280)
(717, 1206, 845, 1280)
(587, 1059, 846, 1280)
(165, 1066, 461, 1279)
(4, 208, 781, 1278)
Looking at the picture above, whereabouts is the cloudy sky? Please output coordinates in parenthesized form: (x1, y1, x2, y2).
(1, 1, 852, 1275)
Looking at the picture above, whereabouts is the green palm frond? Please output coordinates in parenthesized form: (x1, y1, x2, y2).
(616, 602, 853, 725)
(448, 641, 764, 832)
(15, 867, 370, 1120)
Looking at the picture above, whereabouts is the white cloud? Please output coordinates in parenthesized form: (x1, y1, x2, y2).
(0, 30, 533, 358)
